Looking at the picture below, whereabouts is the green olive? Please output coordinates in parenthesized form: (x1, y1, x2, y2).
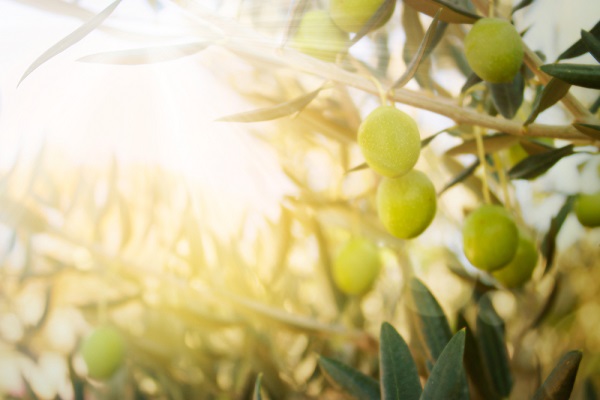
(464, 18, 524, 83)
(329, 0, 395, 33)
(462, 205, 518, 271)
(291, 10, 349, 62)
(574, 191, 600, 227)
(333, 237, 382, 295)
(80, 326, 125, 380)
(357, 106, 421, 178)
(377, 169, 437, 239)
(492, 231, 538, 288)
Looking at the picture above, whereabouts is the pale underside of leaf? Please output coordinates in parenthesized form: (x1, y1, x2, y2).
(78, 41, 213, 65)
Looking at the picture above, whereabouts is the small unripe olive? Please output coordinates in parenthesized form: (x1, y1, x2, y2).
(492, 232, 538, 288)
(462, 205, 518, 271)
(357, 106, 421, 178)
(464, 18, 524, 83)
(80, 326, 125, 380)
(574, 191, 600, 227)
(333, 238, 382, 295)
(329, 0, 395, 33)
(292, 10, 349, 62)
(376, 170, 437, 239)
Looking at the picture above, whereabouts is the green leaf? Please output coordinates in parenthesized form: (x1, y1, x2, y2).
(584, 379, 598, 400)
(380, 322, 422, 400)
(512, 0, 535, 14)
(590, 95, 600, 113)
(531, 350, 583, 400)
(78, 41, 212, 64)
(540, 64, 600, 89)
(541, 196, 575, 275)
(573, 123, 600, 140)
(392, 9, 443, 89)
(556, 20, 600, 61)
(215, 86, 326, 122)
(508, 144, 575, 180)
(19, 0, 122, 85)
(489, 72, 525, 119)
(410, 278, 452, 362)
(446, 133, 519, 156)
(524, 78, 572, 126)
(253, 373, 263, 400)
(461, 73, 483, 93)
(438, 159, 480, 196)
(345, 162, 369, 174)
(351, 0, 396, 45)
(420, 330, 467, 400)
(476, 296, 513, 397)
(319, 356, 381, 400)
(403, 0, 480, 24)
(582, 30, 600, 63)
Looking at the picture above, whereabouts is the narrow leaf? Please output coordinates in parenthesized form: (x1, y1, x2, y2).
(524, 78, 572, 126)
(216, 86, 325, 122)
(582, 30, 600, 62)
(253, 373, 263, 400)
(573, 123, 600, 140)
(541, 196, 575, 274)
(422, 126, 454, 148)
(540, 64, 600, 89)
(392, 9, 442, 89)
(319, 356, 381, 400)
(556, 20, 600, 61)
(380, 322, 422, 400)
(281, 0, 309, 47)
(512, 0, 535, 14)
(410, 278, 452, 362)
(476, 296, 513, 397)
(489, 71, 525, 119)
(19, 0, 122, 85)
(531, 350, 583, 400)
(446, 133, 518, 156)
(508, 144, 574, 180)
(403, 0, 480, 24)
(420, 330, 467, 400)
(590, 95, 600, 113)
(438, 158, 480, 195)
(351, 0, 396, 45)
(78, 41, 211, 65)
(345, 162, 369, 174)
(461, 72, 483, 93)
(584, 379, 598, 400)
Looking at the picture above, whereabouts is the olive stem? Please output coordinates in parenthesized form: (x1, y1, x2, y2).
(474, 126, 492, 204)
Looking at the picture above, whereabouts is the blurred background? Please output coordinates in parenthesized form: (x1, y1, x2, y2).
(0, 0, 599, 398)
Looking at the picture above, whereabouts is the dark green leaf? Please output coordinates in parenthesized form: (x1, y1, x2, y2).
(508, 144, 575, 180)
(253, 373, 263, 400)
(531, 350, 583, 400)
(216, 86, 325, 122)
(78, 41, 212, 64)
(446, 133, 518, 156)
(556, 20, 600, 61)
(590, 95, 600, 113)
(476, 296, 512, 397)
(461, 72, 483, 93)
(319, 356, 381, 400)
(489, 72, 525, 119)
(410, 278, 452, 362)
(420, 330, 467, 400)
(540, 64, 600, 89)
(582, 30, 600, 62)
(351, 0, 396, 45)
(541, 196, 575, 274)
(584, 379, 598, 400)
(512, 0, 535, 14)
(525, 78, 572, 125)
(519, 139, 555, 155)
(380, 322, 422, 400)
(438, 159, 480, 195)
(392, 9, 443, 89)
(403, 0, 480, 23)
(573, 123, 600, 140)
(19, 0, 123, 85)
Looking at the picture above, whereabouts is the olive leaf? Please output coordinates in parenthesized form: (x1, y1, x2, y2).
(582, 30, 600, 62)
(253, 373, 263, 400)
(351, 0, 396, 45)
(461, 72, 483, 94)
(380, 322, 422, 400)
(524, 78, 572, 126)
(445, 133, 518, 156)
(281, 0, 309, 47)
(420, 329, 468, 400)
(318, 356, 381, 400)
(489, 71, 525, 119)
(540, 64, 600, 89)
(556, 20, 600, 61)
(584, 379, 599, 400)
(541, 195, 575, 275)
(508, 144, 575, 180)
(403, 0, 480, 24)
(573, 123, 600, 140)
(590, 95, 600, 113)
(438, 159, 480, 196)
(19, 0, 123, 85)
(78, 41, 212, 64)
(391, 9, 443, 90)
(531, 350, 583, 400)
(215, 85, 326, 122)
